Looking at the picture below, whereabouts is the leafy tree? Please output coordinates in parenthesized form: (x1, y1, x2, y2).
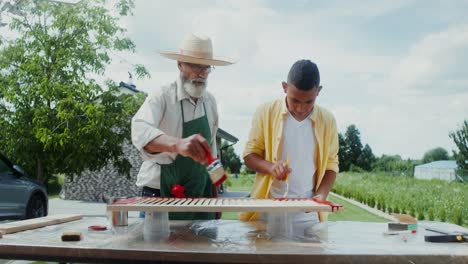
(0, 0, 149, 182)
(0, 1, 26, 29)
(449, 120, 468, 178)
(220, 141, 241, 174)
(339, 124, 365, 172)
(422, 147, 449, 164)
(338, 133, 350, 171)
(345, 124, 363, 167)
(357, 144, 375, 171)
(372, 155, 415, 176)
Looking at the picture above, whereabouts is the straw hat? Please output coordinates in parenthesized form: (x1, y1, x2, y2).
(159, 33, 235, 66)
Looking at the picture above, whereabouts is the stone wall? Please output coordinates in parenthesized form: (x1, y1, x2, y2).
(60, 141, 142, 202)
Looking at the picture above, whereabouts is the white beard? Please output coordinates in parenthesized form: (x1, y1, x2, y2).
(183, 79, 207, 98)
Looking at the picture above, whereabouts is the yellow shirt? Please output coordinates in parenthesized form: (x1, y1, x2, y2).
(240, 98, 339, 222)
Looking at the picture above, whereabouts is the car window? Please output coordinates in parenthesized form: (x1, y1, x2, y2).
(0, 158, 13, 174)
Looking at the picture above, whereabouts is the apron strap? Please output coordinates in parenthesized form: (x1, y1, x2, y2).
(180, 100, 207, 124)
(180, 101, 185, 123)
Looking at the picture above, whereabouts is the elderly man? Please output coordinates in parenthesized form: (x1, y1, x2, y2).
(131, 33, 234, 220)
(240, 60, 339, 231)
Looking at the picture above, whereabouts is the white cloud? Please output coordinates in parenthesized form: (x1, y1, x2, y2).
(125, 1, 467, 159)
(390, 24, 468, 95)
(6, 0, 466, 160)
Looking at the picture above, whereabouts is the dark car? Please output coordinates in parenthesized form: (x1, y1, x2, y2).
(0, 152, 48, 220)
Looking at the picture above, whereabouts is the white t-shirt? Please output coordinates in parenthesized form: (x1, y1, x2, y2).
(281, 111, 318, 223)
(281, 112, 316, 198)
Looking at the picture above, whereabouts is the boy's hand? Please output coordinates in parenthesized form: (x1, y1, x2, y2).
(312, 194, 325, 201)
(269, 160, 291, 181)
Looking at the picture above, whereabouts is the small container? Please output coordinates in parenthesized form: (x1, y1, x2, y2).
(269, 179, 288, 198)
(266, 212, 293, 238)
(106, 197, 129, 227)
(110, 211, 128, 226)
(143, 211, 170, 241)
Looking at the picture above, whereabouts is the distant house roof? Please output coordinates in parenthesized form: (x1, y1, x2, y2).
(119, 81, 140, 93)
(415, 160, 458, 169)
(217, 128, 238, 144)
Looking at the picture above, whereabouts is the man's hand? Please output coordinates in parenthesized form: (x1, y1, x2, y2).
(175, 134, 210, 164)
(268, 160, 291, 181)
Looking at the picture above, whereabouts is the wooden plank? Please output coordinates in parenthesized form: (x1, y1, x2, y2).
(107, 198, 344, 213)
(0, 214, 83, 234)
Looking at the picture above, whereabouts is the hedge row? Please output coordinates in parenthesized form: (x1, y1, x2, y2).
(332, 172, 467, 226)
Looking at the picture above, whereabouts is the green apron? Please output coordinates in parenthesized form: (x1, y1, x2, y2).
(160, 101, 215, 220)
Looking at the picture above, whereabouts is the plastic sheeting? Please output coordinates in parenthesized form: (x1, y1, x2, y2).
(0, 217, 467, 263)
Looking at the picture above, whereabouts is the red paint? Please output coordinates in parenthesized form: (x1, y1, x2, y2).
(311, 198, 344, 212)
(273, 198, 287, 201)
(213, 174, 227, 186)
(88, 225, 107, 231)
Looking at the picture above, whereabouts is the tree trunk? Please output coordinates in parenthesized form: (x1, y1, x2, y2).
(36, 158, 45, 183)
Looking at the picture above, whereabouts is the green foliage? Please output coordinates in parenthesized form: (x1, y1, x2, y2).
(356, 144, 375, 171)
(241, 165, 255, 175)
(422, 147, 449, 164)
(220, 140, 242, 174)
(332, 172, 468, 227)
(0, 0, 148, 182)
(338, 133, 350, 171)
(349, 164, 365, 173)
(339, 125, 375, 172)
(449, 120, 468, 180)
(225, 173, 254, 192)
(439, 207, 446, 222)
(345, 125, 363, 164)
(372, 155, 417, 177)
(428, 207, 435, 221)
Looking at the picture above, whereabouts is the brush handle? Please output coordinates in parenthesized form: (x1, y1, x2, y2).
(198, 134, 216, 164)
(202, 145, 216, 164)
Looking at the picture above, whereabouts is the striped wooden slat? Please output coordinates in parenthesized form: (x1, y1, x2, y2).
(107, 198, 343, 213)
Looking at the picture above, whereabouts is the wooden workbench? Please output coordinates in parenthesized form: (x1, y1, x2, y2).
(0, 217, 466, 264)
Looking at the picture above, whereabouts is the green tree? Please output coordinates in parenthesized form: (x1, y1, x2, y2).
(345, 125, 363, 163)
(340, 124, 363, 171)
(220, 141, 242, 174)
(449, 120, 468, 179)
(422, 147, 449, 164)
(357, 144, 375, 171)
(0, 0, 149, 183)
(372, 155, 415, 176)
(338, 133, 350, 171)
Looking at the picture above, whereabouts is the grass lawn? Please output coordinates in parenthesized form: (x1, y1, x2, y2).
(328, 195, 387, 222)
(221, 173, 388, 222)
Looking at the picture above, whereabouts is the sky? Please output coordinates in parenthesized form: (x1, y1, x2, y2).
(3, 0, 468, 159)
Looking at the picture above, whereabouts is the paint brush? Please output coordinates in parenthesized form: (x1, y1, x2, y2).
(201, 144, 227, 186)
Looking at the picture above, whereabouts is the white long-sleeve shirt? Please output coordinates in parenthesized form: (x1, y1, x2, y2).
(131, 77, 218, 189)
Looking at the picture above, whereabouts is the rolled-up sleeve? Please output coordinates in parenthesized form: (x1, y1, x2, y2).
(326, 116, 339, 173)
(131, 95, 166, 159)
(243, 106, 265, 159)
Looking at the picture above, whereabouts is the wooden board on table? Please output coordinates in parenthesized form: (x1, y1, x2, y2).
(107, 197, 343, 213)
(0, 214, 83, 234)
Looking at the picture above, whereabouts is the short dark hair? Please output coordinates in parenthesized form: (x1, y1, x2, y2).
(287, 59, 320, 91)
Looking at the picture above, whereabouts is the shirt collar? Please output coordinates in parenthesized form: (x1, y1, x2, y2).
(281, 96, 320, 122)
